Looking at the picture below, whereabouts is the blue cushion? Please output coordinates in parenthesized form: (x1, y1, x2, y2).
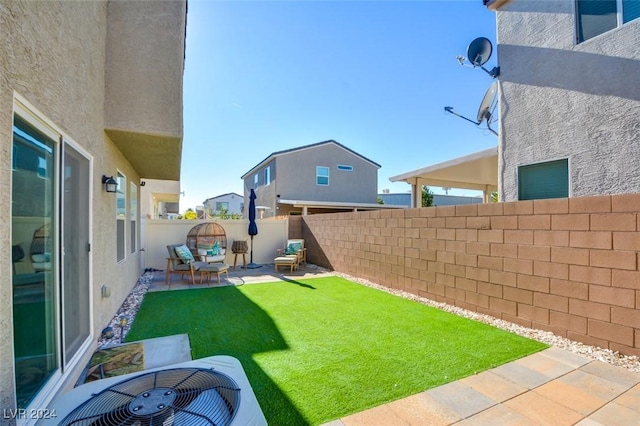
(174, 244, 195, 264)
(285, 242, 302, 255)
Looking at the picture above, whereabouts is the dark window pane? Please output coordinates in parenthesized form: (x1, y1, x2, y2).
(12, 116, 58, 408)
(623, 0, 640, 22)
(577, 0, 617, 42)
(518, 159, 569, 200)
(117, 219, 125, 262)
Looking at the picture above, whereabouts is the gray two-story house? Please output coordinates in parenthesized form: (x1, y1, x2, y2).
(488, 0, 640, 201)
(241, 140, 383, 216)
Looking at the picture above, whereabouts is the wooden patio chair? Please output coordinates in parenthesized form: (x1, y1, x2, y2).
(165, 244, 207, 287)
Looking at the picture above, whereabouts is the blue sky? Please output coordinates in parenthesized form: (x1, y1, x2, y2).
(180, 0, 498, 211)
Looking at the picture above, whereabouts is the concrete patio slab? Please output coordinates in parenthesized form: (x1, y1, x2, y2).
(423, 381, 497, 418)
(533, 379, 608, 416)
(558, 369, 631, 401)
(489, 360, 555, 390)
(459, 370, 528, 402)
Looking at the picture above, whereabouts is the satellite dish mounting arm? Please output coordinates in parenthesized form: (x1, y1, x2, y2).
(479, 64, 501, 78)
(443, 107, 498, 137)
(444, 106, 480, 126)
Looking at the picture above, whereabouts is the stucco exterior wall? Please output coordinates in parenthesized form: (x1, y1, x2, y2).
(103, 0, 186, 181)
(496, 0, 640, 201)
(0, 1, 185, 417)
(140, 179, 181, 219)
(276, 144, 378, 204)
(104, 0, 185, 137)
(245, 159, 278, 217)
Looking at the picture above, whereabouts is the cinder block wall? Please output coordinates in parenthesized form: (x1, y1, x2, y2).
(302, 194, 640, 356)
(289, 215, 303, 239)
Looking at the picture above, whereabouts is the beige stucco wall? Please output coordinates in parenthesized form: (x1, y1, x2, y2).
(104, 0, 186, 181)
(140, 178, 181, 219)
(0, 1, 185, 417)
(496, 1, 640, 200)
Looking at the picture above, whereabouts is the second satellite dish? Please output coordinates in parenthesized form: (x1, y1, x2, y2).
(444, 81, 498, 136)
(477, 81, 498, 124)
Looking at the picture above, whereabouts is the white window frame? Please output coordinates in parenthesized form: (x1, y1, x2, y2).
(11, 93, 94, 414)
(317, 166, 329, 186)
(130, 181, 137, 254)
(254, 173, 258, 188)
(116, 171, 127, 263)
(575, 0, 639, 43)
(265, 166, 271, 186)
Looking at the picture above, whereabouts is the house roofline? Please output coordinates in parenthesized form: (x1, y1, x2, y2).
(203, 192, 243, 203)
(241, 140, 381, 179)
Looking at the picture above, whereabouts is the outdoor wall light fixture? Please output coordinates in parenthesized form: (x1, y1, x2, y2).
(102, 175, 117, 193)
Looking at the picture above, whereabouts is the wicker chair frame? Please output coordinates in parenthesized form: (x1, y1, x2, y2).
(185, 222, 227, 255)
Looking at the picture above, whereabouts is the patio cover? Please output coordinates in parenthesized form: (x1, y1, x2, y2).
(278, 199, 404, 215)
(389, 147, 498, 206)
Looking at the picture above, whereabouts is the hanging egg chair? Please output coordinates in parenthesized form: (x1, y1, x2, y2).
(185, 222, 227, 256)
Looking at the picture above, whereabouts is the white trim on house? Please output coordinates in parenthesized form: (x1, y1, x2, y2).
(278, 198, 404, 215)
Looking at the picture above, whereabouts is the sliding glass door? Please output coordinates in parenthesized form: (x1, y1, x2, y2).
(12, 108, 92, 409)
(12, 115, 58, 408)
(62, 143, 91, 364)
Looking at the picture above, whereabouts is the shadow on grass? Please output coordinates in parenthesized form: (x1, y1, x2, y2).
(281, 277, 316, 289)
(125, 286, 310, 425)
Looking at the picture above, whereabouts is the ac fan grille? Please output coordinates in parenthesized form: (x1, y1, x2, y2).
(59, 368, 241, 426)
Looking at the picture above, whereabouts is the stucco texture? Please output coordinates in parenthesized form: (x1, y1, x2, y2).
(1, 1, 108, 412)
(496, 1, 640, 201)
(0, 0, 185, 416)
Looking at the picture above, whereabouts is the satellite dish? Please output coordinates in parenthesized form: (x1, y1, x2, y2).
(444, 82, 499, 136)
(467, 37, 493, 67)
(456, 37, 500, 78)
(477, 81, 498, 123)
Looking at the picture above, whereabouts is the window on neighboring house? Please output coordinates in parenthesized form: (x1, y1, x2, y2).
(518, 159, 569, 200)
(216, 201, 229, 212)
(254, 173, 258, 188)
(116, 172, 126, 262)
(265, 166, 271, 185)
(576, 0, 640, 42)
(317, 166, 329, 186)
(337, 164, 353, 171)
(130, 182, 137, 254)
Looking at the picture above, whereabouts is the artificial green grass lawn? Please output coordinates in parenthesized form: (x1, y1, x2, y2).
(126, 276, 547, 425)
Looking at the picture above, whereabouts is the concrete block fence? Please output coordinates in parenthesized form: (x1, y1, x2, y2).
(300, 194, 640, 357)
